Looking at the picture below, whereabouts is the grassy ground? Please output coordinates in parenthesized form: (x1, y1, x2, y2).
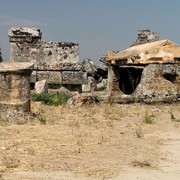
(0, 101, 180, 179)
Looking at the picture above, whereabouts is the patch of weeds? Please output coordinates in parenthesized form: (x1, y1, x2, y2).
(143, 112, 155, 124)
(76, 136, 83, 147)
(68, 120, 80, 129)
(174, 123, 179, 128)
(94, 95, 104, 103)
(27, 147, 36, 156)
(31, 92, 71, 106)
(118, 110, 127, 118)
(109, 101, 115, 107)
(27, 162, 36, 171)
(96, 86, 106, 91)
(132, 160, 151, 168)
(74, 147, 81, 154)
(15, 118, 28, 125)
(2, 156, 19, 168)
(0, 116, 8, 126)
(136, 127, 143, 138)
(50, 92, 71, 106)
(31, 92, 52, 104)
(37, 115, 46, 125)
(98, 135, 108, 144)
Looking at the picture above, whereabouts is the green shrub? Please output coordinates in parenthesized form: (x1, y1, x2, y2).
(31, 92, 71, 106)
(0, 116, 8, 126)
(96, 86, 106, 91)
(143, 112, 155, 124)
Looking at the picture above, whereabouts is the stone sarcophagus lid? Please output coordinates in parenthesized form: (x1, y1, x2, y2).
(8, 27, 42, 43)
(0, 62, 34, 118)
(104, 40, 180, 65)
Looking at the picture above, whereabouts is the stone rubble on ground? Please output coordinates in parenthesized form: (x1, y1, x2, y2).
(67, 93, 99, 106)
(35, 80, 48, 94)
(81, 58, 108, 92)
(57, 86, 72, 97)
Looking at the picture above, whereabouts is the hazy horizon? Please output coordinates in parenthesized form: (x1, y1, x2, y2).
(0, 0, 180, 64)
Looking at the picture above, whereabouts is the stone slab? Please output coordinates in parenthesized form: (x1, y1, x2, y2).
(36, 71, 62, 84)
(0, 62, 34, 72)
(62, 71, 87, 85)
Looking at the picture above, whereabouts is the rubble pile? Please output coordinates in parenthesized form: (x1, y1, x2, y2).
(131, 29, 159, 46)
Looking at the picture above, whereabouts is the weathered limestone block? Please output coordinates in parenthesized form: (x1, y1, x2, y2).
(8, 27, 42, 43)
(30, 70, 37, 83)
(96, 79, 108, 90)
(58, 86, 72, 97)
(62, 71, 87, 85)
(107, 65, 121, 94)
(0, 62, 33, 118)
(35, 80, 48, 93)
(82, 76, 98, 92)
(82, 84, 91, 92)
(88, 77, 97, 91)
(36, 71, 62, 85)
(134, 64, 179, 103)
(82, 58, 97, 77)
(9, 41, 80, 66)
(35, 63, 82, 71)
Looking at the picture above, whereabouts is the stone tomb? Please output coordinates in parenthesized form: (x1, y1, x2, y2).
(8, 27, 87, 92)
(0, 62, 33, 118)
(103, 40, 180, 103)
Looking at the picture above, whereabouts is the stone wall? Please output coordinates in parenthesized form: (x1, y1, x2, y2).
(8, 28, 79, 66)
(107, 64, 180, 103)
(131, 29, 159, 46)
(9, 41, 79, 67)
(8, 27, 87, 91)
(107, 65, 121, 94)
(134, 64, 180, 103)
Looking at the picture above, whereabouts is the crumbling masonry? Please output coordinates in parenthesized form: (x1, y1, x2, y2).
(131, 29, 159, 46)
(0, 62, 33, 118)
(8, 27, 87, 91)
(103, 30, 180, 103)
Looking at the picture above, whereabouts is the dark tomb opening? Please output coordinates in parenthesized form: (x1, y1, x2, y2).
(119, 67, 143, 94)
(163, 73, 177, 83)
(30, 83, 35, 90)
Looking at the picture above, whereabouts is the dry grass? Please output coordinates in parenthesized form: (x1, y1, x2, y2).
(0, 102, 179, 179)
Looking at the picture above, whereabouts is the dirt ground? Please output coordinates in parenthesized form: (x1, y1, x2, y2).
(0, 101, 180, 180)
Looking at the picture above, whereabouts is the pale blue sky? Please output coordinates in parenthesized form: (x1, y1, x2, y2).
(0, 0, 180, 64)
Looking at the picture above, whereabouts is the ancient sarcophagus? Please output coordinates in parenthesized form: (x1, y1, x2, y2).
(0, 62, 33, 118)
